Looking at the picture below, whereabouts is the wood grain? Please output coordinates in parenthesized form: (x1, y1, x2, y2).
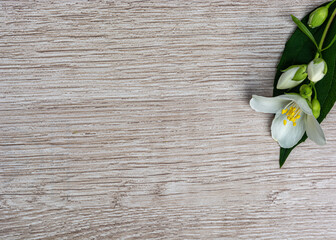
(1, 0, 336, 239)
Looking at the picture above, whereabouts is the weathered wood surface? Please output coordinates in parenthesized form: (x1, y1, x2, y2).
(1, 0, 336, 239)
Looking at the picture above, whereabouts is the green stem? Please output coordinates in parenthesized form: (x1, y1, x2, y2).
(319, 5, 336, 50)
(312, 83, 318, 100)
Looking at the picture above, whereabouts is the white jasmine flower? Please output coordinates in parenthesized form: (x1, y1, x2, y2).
(250, 94, 326, 148)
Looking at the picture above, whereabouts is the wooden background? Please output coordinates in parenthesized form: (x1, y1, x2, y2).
(1, 0, 336, 239)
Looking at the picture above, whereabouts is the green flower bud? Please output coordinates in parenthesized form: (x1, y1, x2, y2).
(307, 58, 327, 83)
(276, 64, 307, 90)
(312, 98, 321, 119)
(300, 84, 312, 99)
(308, 6, 328, 28)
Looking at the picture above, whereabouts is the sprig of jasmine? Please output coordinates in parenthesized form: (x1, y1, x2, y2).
(250, 1, 336, 167)
(285, 2, 335, 116)
(291, 0, 336, 57)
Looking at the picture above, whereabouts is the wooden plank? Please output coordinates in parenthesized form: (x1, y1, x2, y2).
(1, 0, 336, 239)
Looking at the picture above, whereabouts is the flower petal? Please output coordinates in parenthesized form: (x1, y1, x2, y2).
(271, 111, 305, 148)
(250, 95, 290, 114)
(278, 94, 313, 115)
(305, 115, 326, 145)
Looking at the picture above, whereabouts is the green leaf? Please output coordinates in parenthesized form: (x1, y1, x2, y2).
(273, 3, 336, 167)
(291, 15, 319, 50)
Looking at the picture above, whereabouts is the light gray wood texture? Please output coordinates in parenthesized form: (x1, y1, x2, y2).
(1, 0, 336, 239)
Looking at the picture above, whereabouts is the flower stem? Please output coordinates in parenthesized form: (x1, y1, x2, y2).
(312, 83, 318, 100)
(319, 5, 336, 50)
(308, 82, 318, 100)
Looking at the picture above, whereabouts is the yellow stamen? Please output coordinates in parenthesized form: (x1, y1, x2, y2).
(281, 102, 302, 127)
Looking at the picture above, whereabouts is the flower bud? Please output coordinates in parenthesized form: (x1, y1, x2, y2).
(308, 6, 328, 28)
(307, 58, 327, 83)
(300, 84, 312, 99)
(276, 65, 307, 90)
(312, 98, 321, 119)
